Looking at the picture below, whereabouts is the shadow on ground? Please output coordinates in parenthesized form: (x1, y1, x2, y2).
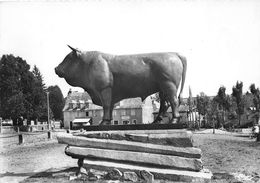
(20, 167, 79, 183)
(0, 172, 36, 178)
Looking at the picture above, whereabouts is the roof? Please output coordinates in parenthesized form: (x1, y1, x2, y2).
(88, 97, 145, 110)
(116, 98, 143, 109)
(87, 104, 103, 110)
(63, 91, 97, 112)
(65, 91, 92, 103)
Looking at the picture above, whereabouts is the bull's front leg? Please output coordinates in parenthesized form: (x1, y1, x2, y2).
(99, 87, 113, 125)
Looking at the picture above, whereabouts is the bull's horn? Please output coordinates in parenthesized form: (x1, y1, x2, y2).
(67, 45, 80, 53)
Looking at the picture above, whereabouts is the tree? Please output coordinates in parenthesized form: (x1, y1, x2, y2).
(0, 55, 35, 124)
(0, 55, 49, 124)
(31, 65, 48, 122)
(5, 92, 26, 122)
(250, 84, 260, 123)
(196, 92, 210, 127)
(47, 85, 65, 120)
(208, 98, 218, 133)
(232, 81, 245, 127)
(214, 86, 230, 126)
(0, 55, 21, 118)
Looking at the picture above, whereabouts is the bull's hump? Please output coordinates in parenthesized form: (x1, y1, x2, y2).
(116, 53, 177, 64)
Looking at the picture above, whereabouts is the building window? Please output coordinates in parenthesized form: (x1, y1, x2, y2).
(130, 109, 135, 116)
(123, 120, 130, 125)
(121, 109, 126, 116)
(132, 119, 137, 124)
(113, 110, 117, 116)
(114, 120, 119, 125)
(86, 112, 89, 116)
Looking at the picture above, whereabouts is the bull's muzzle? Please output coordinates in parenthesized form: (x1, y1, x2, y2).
(55, 67, 64, 78)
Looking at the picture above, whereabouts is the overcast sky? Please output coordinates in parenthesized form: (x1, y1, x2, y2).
(0, 0, 260, 98)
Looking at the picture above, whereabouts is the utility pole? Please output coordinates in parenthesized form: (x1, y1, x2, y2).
(47, 92, 50, 130)
(213, 115, 216, 134)
(0, 117, 2, 133)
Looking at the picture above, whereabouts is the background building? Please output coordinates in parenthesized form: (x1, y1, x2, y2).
(63, 91, 154, 129)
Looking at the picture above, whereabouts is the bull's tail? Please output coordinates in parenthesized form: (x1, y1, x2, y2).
(177, 53, 187, 106)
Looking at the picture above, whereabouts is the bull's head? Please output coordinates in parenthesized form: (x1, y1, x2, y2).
(55, 45, 83, 87)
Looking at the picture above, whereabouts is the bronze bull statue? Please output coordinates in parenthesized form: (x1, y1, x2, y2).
(55, 46, 187, 125)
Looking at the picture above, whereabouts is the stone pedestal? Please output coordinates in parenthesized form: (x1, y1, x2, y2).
(57, 129, 212, 182)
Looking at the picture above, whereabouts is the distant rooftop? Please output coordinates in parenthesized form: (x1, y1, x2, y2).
(65, 91, 92, 103)
(116, 98, 143, 109)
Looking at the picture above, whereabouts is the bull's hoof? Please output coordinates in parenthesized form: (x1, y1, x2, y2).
(99, 120, 111, 125)
(152, 119, 162, 124)
(152, 116, 163, 124)
(168, 118, 178, 124)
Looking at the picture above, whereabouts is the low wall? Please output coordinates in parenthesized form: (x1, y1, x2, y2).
(0, 126, 17, 134)
(30, 124, 49, 132)
(0, 124, 60, 133)
(241, 128, 252, 134)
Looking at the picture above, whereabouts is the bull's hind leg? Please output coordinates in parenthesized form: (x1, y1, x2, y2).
(152, 92, 169, 124)
(160, 82, 180, 124)
(99, 87, 113, 125)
